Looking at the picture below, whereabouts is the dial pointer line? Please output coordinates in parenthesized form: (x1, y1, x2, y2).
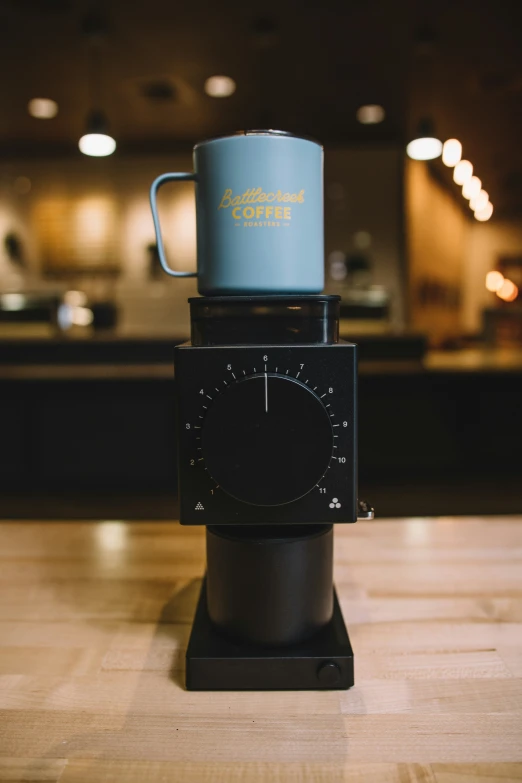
(265, 372, 268, 413)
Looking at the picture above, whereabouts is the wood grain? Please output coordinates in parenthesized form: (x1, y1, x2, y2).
(0, 518, 521, 782)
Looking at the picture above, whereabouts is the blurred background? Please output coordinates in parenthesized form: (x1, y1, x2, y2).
(1, 0, 521, 519)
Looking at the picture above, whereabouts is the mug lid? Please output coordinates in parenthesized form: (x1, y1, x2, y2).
(194, 129, 322, 149)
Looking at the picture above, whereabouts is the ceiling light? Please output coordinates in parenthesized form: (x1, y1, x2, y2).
(485, 271, 504, 292)
(470, 189, 489, 212)
(453, 160, 473, 185)
(442, 139, 462, 167)
(79, 134, 116, 157)
(496, 279, 518, 302)
(204, 75, 236, 98)
(356, 104, 385, 124)
(462, 176, 482, 200)
(474, 202, 493, 222)
(79, 110, 116, 157)
(28, 98, 58, 119)
(406, 137, 442, 160)
(406, 119, 442, 161)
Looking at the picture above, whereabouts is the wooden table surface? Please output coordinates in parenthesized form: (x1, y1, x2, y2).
(0, 517, 521, 782)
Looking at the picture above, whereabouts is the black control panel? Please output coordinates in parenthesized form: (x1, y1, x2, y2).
(175, 342, 357, 525)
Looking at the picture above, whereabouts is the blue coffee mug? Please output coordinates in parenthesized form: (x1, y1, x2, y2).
(149, 130, 324, 295)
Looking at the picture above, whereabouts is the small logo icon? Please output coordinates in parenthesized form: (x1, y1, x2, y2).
(195, 502, 204, 511)
(329, 497, 341, 509)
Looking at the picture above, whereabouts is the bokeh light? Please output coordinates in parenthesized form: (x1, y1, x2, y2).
(453, 160, 473, 185)
(406, 137, 443, 160)
(79, 133, 117, 157)
(485, 271, 504, 292)
(474, 202, 494, 221)
(470, 190, 489, 212)
(442, 139, 462, 167)
(496, 279, 519, 302)
(28, 98, 58, 119)
(204, 76, 236, 97)
(356, 105, 386, 124)
(462, 176, 482, 200)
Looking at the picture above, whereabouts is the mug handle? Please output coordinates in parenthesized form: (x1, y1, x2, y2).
(150, 172, 198, 278)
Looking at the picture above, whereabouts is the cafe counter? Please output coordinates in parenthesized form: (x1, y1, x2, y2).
(1, 338, 521, 519)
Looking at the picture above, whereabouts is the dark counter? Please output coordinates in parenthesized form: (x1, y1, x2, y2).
(1, 341, 521, 519)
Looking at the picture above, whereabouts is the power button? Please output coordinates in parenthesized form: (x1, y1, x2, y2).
(317, 660, 342, 686)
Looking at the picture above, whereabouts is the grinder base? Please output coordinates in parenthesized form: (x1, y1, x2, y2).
(186, 577, 354, 691)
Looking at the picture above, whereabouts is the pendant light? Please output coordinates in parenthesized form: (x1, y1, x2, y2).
(406, 118, 442, 161)
(462, 176, 482, 200)
(79, 12, 116, 157)
(442, 139, 462, 167)
(79, 109, 116, 157)
(470, 190, 489, 212)
(453, 160, 473, 185)
(407, 27, 443, 161)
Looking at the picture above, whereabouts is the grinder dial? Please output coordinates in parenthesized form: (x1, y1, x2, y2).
(201, 373, 333, 506)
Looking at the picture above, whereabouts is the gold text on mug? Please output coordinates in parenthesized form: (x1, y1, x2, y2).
(218, 187, 305, 208)
(233, 205, 292, 221)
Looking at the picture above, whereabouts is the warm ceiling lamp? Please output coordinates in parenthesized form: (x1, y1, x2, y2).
(79, 12, 116, 158)
(474, 202, 494, 221)
(496, 279, 519, 302)
(28, 98, 58, 119)
(442, 139, 462, 167)
(453, 159, 473, 185)
(356, 104, 386, 124)
(485, 271, 504, 292)
(406, 118, 442, 160)
(204, 75, 236, 97)
(462, 176, 482, 200)
(79, 110, 116, 157)
(470, 189, 489, 212)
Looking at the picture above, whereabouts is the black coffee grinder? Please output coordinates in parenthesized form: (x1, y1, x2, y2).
(175, 294, 373, 690)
